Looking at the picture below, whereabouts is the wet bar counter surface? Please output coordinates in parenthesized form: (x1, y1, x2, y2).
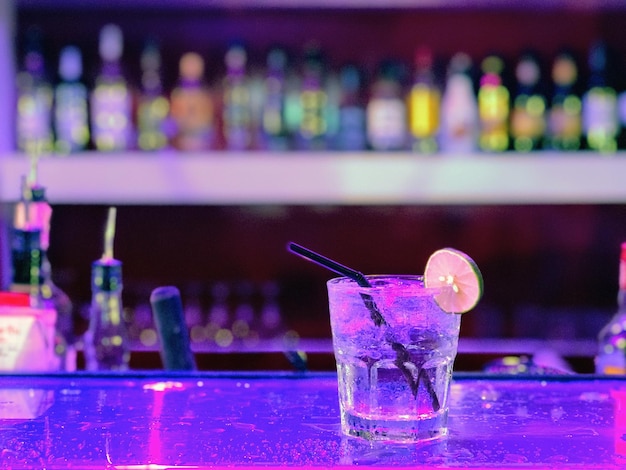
(0, 371, 624, 469)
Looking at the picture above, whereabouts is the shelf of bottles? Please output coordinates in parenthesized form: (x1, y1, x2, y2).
(3, 19, 626, 205)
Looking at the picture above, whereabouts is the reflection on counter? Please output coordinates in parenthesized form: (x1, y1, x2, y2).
(0, 388, 53, 420)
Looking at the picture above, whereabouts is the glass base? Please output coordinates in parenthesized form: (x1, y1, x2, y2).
(342, 409, 448, 443)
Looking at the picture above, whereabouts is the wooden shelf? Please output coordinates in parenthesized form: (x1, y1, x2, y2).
(1, 152, 624, 205)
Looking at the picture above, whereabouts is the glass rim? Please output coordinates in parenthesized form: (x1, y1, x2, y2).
(328, 274, 423, 283)
(327, 274, 441, 294)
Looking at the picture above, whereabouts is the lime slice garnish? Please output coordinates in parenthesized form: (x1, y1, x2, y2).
(424, 247, 484, 314)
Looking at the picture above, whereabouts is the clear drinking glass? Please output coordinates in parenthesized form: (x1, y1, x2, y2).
(327, 275, 461, 442)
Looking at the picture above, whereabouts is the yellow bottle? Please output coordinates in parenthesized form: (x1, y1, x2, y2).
(478, 56, 510, 152)
(407, 47, 440, 154)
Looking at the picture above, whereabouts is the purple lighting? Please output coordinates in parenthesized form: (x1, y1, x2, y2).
(0, 372, 624, 468)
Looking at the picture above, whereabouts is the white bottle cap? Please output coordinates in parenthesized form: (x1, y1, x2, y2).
(99, 24, 123, 62)
(58, 46, 82, 81)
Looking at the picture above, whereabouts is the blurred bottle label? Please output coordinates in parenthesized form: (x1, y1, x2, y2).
(137, 95, 170, 151)
(548, 96, 582, 150)
(478, 81, 509, 152)
(582, 87, 618, 152)
(91, 81, 133, 151)
(367, 98, 406, 150)
(337, 106, 366, 150)
(511, 95, 546, 152)
(55, 83, 90, 153)
(17, 77, 53, 154)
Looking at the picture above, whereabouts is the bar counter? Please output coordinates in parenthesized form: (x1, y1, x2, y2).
(0, 371, 624, 469)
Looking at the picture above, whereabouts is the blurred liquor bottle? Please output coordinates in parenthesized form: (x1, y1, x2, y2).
(54, 46, 90, 154)
(136, 40, 171, 151)
(545, 51, 582, 151)
(13, 166, 76, 371)
(170, 52, 215, 151)
(596, 242, 626, 375)
(283, 58, 304, 146)
(439, 52, 479, 154)
(183, 282, 205, 345)
(259, 280, 284, 340)
(231, 281, 258, 347)
(582, 41, 619, 153)
(9, 226, 42, 305)
(296, 45, 329, 150)
(206, 282, 231, 347)
(477, 55, 510, 152)
(16, 27, 53, 155)
(83, 208, 130, 371)
(260, 47, 291, 150)
(407, 47, 440, 153)
(334, 64, 367, 151)
(9, 224, 61, 371)
(324, 68, 342, 149)
(510, 52, 547, 152)
(619, 70, 626, 151)
(222, 43, 253, 151)
(366, 60, 408, 151)
(84, 257, 130, 371)
(90, 24, 134, 151)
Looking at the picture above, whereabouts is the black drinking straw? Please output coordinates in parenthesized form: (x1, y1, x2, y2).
(287, 242, 440, 411)
(287, 242, 387, 327)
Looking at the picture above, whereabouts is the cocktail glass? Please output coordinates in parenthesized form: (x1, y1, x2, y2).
(327, 274, 461, 442)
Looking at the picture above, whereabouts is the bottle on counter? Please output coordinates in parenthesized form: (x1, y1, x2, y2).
(407, 46, 440, 153)
(582, 41, 619, 153)
(136, 40, 171, 151)
(83, 207, 130, 371)
(170, 52, 215, 151)
(9, 227, 59, 371)
(439, 52, 479, 154)
(545, 50, 582, 151)
(222, 43, 253, 151)
(13, 167, 76, 371)
(90, 24, 134, 151)
(16, 27, 54, 155)
(10, 226, 44, 307)
(54, 45, 90, 154)
(477, 55, 510, 152)
(509, 52, 547, 152)
(596, 242, 626, 375)
(366, 60, 408, 151)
